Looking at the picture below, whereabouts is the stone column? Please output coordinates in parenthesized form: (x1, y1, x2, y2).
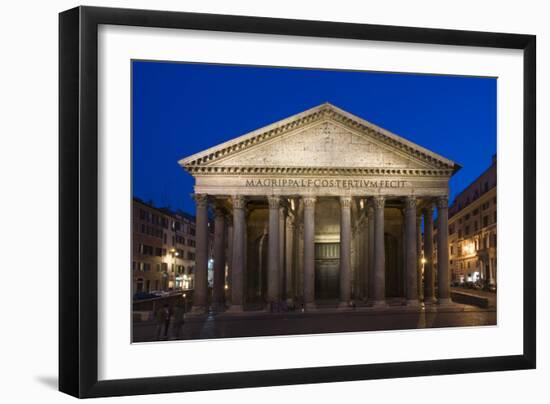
(361, 216, 368, 302)
(212, 203, 226, 311)
(372, 196, 387, 307)
(297, 223, 304, 302)
(227, 195, 246, 313)
(416, 215, 423, 300)
(285, 215, 294, 304)
(279, 206, 287, 300)
(267, 196, 281, 307)
(437, 196, 452, 305)
(226, 216, 233, 304)
(404, 196, 419, 306)
(423, 204, 435, 303)
(367, 203, 375, 301)
(303, 196, 316, 310)
(339, 196, 352, 308)
(191, 194, 209, 314)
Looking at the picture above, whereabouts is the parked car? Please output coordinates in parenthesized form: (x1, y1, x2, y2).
(150, 290, 170, 297)
(133, 291, 157, 300)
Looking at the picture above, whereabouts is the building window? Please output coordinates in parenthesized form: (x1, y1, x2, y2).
(465, 213, 470, 221)
(161, 262, 168, 272)
(483, 215, 489, 227)
(474, 221, 478, 232)
(458, 230, 462, 239)
(473, 208, 479, 215)
(465, 226, 470, 236)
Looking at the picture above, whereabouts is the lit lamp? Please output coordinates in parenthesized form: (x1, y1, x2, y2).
(421, 257, 427, 265)
(169, 248, 179, 290)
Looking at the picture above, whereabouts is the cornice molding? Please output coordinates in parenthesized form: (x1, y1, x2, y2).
(185, 165, 454, 177)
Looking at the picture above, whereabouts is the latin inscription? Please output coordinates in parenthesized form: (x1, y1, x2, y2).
(245, 178, 407, 189)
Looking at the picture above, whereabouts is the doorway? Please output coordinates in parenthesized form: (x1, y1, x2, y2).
(315, 242, 339, 300)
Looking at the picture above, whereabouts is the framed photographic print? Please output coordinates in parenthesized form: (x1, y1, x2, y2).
(59, 5, 536, 398)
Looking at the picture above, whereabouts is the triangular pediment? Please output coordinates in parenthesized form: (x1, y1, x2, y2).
(217, 121, 427, 169)
(179, 103, 460, 175)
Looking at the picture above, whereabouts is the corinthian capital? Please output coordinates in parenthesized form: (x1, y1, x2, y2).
(267, 195, 281, 209)
(437, 196, 448, 209)
(302, 196, 316, 208)
(193, 194, 209, 208)
(404, 196, 417, 210)
(372, 196, 385, 209)
(340, 196, 352, 209)
(231, 195, 247, 210)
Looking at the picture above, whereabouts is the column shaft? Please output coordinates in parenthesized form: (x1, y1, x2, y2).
(226, 218, 233, 304)
(416, 215, 423, 300)
(267, 196, 281, 305)
(423, 205, 435, 302)
(373, 196, 386, 307)
(279, 206, 287, 300)
(285, 216, 294, 302)
(192, 194, 209, 313)
(405, 197, 419, 305)
(339, 196, 352, 307)
(437, 196, 451, 304)
(367, 204, 375, 300)
(212, 205, 226, 310)
(361, 218, 368, 301)
(303, 197, 316, 310)
(228, 196, 246, 312)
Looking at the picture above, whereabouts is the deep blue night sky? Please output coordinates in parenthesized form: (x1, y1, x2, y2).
(132, 61, 496, 215)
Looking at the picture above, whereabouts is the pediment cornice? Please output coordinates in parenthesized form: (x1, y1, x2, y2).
(178, 103, 460, 174)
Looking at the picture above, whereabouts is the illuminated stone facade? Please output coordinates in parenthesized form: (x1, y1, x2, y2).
(132, 198, 204, 294)
(447, 157, 497, 286)
(179, 103, 461, 313)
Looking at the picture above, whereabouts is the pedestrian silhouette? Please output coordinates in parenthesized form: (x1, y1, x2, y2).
(155, 304, 171, 340)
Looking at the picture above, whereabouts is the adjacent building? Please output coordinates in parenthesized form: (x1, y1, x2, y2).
(447, 156, 497, 287)
(132, 197, 205, 295)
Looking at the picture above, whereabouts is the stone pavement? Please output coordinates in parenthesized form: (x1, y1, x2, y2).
(133, 302, 496, 343)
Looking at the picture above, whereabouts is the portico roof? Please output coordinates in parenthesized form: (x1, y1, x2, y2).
(178, 102, 461, 176)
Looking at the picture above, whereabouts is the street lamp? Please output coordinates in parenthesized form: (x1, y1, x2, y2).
(169, 248, 179, 290)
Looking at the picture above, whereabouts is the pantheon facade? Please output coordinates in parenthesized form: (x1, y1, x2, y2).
(179, 103, 460, 314)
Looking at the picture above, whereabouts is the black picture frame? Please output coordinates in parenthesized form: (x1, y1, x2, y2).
(59, 5, 536, 398)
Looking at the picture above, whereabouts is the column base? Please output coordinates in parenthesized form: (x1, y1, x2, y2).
(423, 296, 436, 304)
(305, 302, 317, 311)
(371, 299, 388, 308)
(211, 302, 225, 313)
(225, 304, 244, 313)
(437, 298, 453, 306)
(338, 301, 354, 309)
(406, 299, 420, 307)
(188, 305, 207, 316)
